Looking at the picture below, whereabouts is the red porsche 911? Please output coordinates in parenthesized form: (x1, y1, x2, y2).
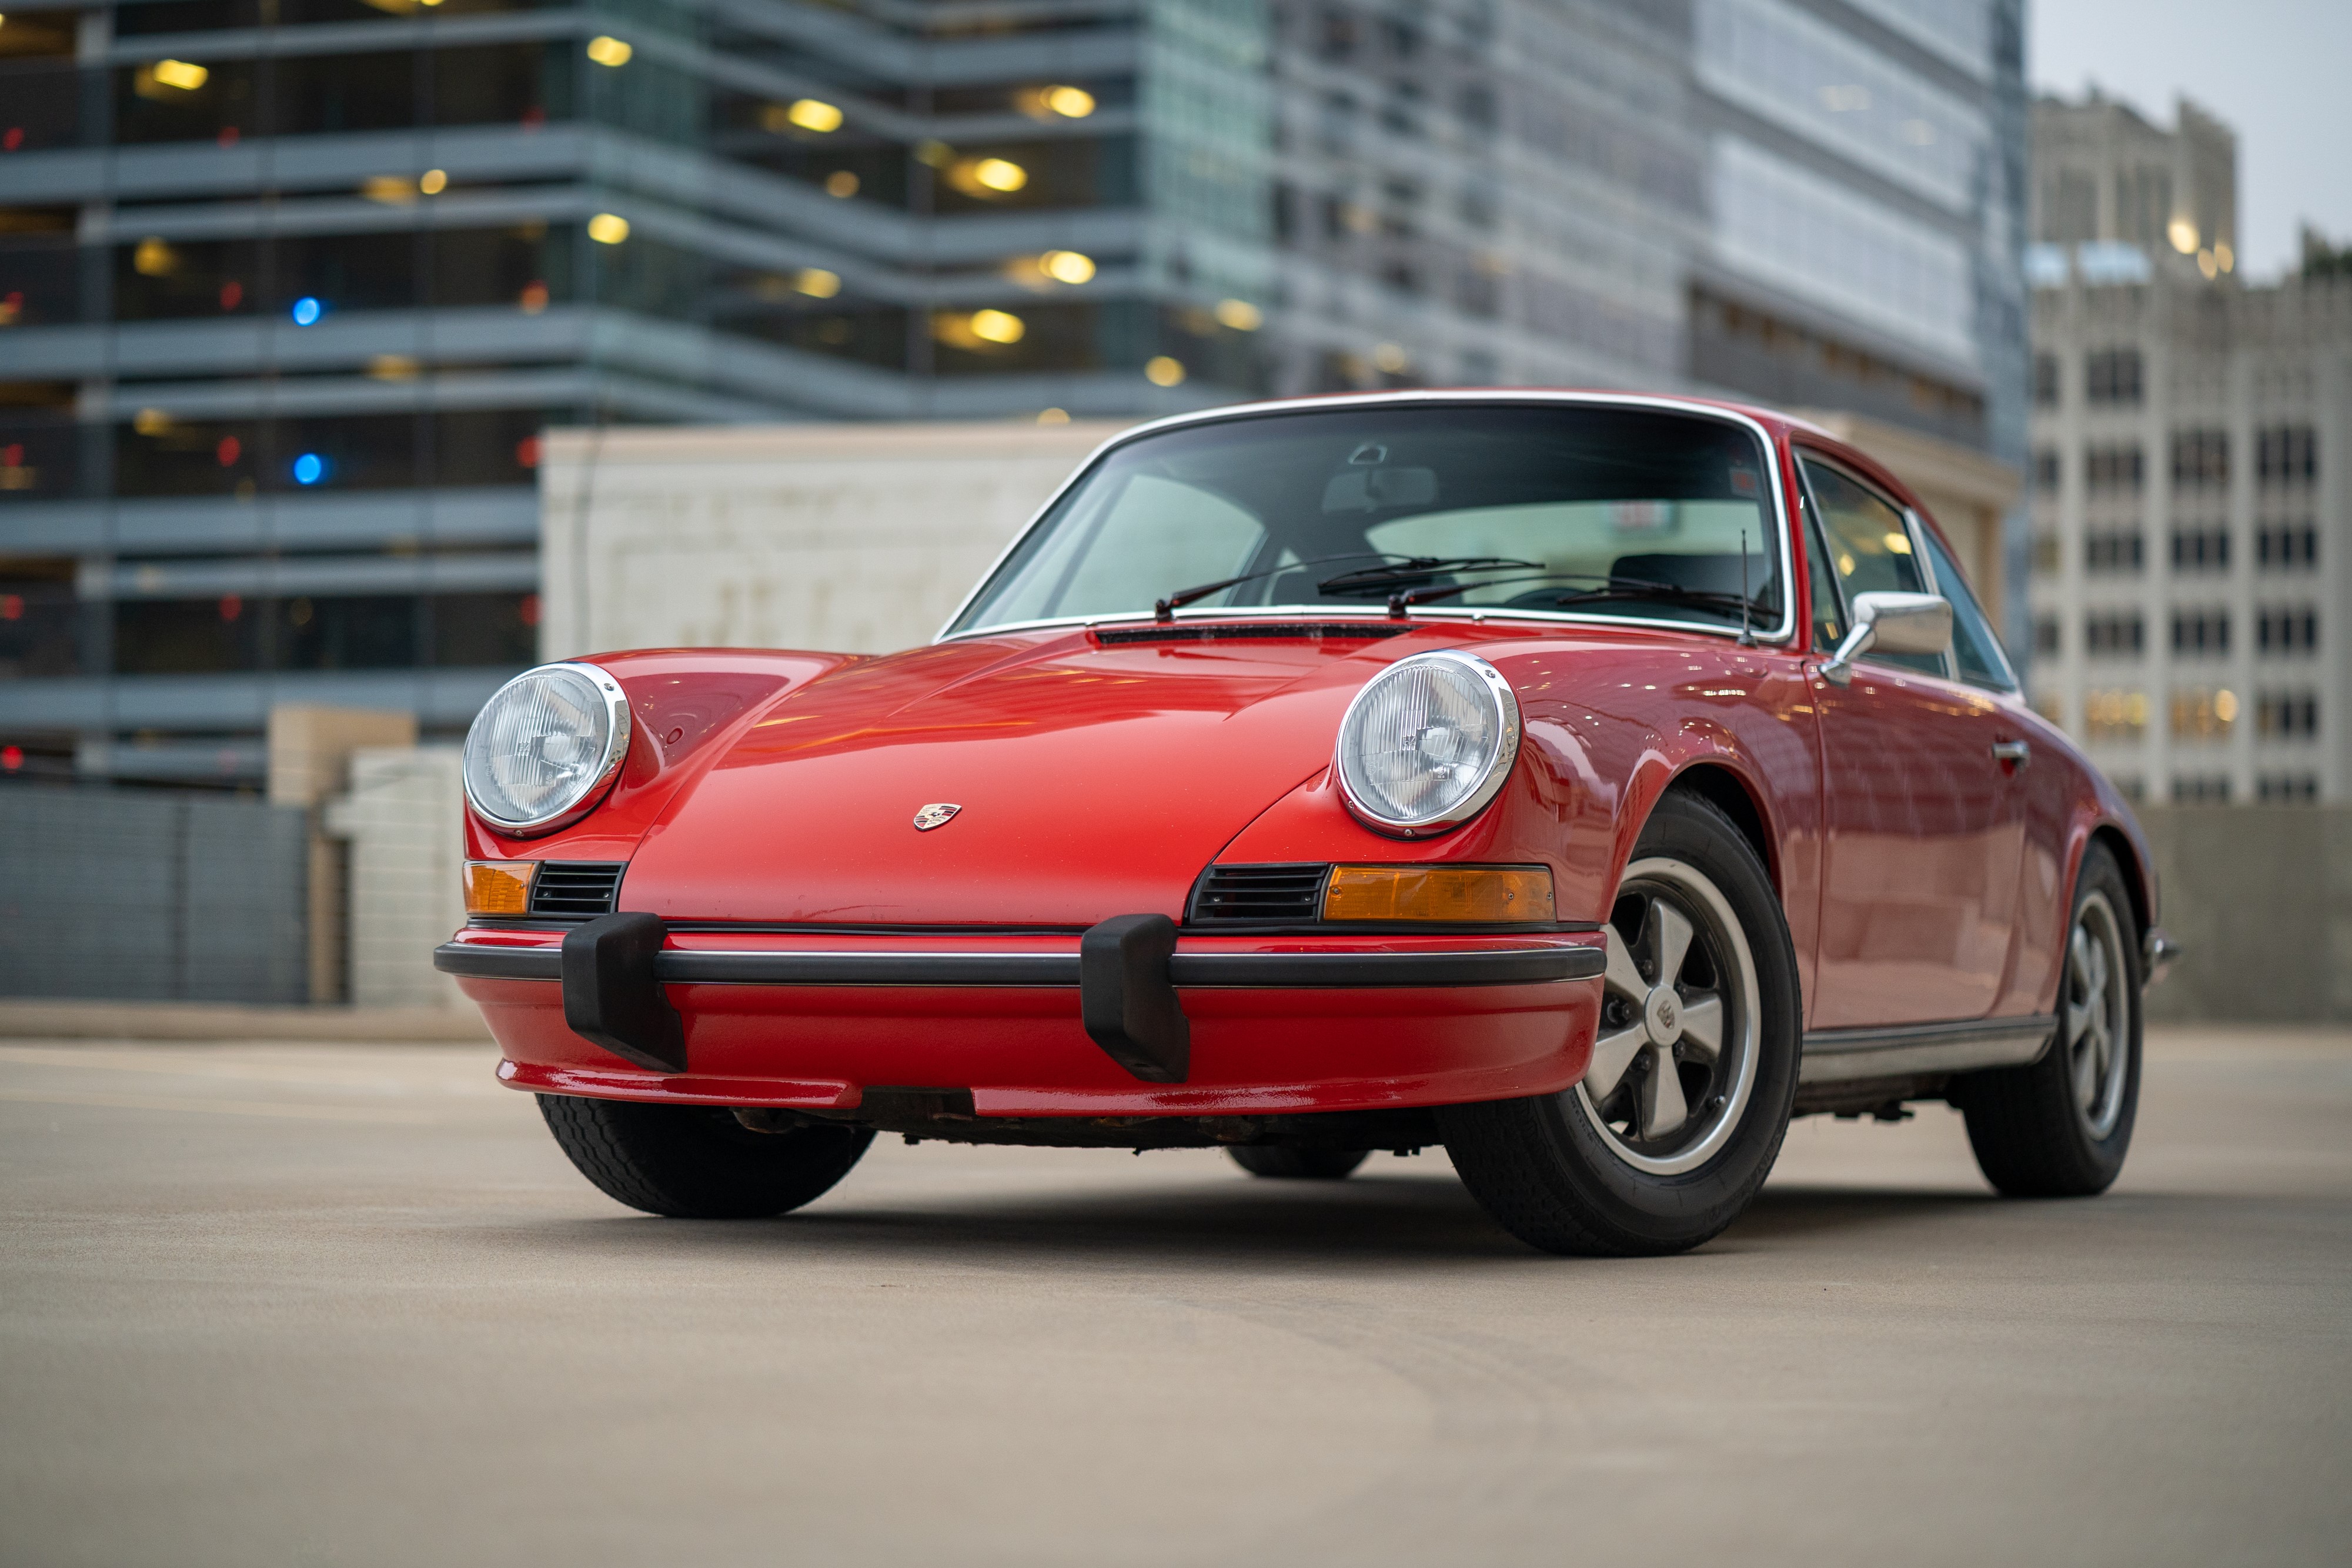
(435, 392, 2175, 1255)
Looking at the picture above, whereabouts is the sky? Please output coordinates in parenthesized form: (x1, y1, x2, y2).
(2031, 0, 2352, 280)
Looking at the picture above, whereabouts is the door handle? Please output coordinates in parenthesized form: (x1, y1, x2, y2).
(1991, 739, 2031, 768)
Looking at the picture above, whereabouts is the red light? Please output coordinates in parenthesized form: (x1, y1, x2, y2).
(218, 126, 240, 148)
(519, 593, 542, 627)
(0, 595, 21, 621)
(216, 436, 241, 466)
(2, 129, 21, 152)
(1, 747, 21, 772)
(219, 280, 243, 310)
(0, 444, 20, 467)
(514, 436, 542, 469)
(522, 106, 546, 129)
(219, 594, 242, 621)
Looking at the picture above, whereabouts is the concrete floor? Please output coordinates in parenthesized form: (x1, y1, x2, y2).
(2, 1029, 2346, 1568)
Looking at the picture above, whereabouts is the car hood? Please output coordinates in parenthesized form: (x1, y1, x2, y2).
(618, 628, 1412, 925)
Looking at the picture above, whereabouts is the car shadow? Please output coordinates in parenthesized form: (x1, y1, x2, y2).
(497, 1169, 2013, 1271)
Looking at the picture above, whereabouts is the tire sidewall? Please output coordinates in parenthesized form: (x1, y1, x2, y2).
(1518, 792, 1802, 1248)
(2043, 846, 2143, 1181)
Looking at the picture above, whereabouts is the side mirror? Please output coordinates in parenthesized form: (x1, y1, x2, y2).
(1820, 590, 1952, 687)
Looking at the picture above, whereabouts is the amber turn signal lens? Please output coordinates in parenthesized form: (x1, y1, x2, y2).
(464, 860, 538, 915)
(1322, 865, 1555, 922)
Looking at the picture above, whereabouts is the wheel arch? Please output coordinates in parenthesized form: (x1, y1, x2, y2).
(1659, 760, 1780, 894)
(2083, 821, 2152, 943)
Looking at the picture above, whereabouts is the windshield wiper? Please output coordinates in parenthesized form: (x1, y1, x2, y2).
(1315, 557, 1542, 597)
(1393, 571, 1776, 626)
(1151, 552, 1402, 624)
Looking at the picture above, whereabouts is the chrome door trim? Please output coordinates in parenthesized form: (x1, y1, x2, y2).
(1798, 1014, 2057, 1084)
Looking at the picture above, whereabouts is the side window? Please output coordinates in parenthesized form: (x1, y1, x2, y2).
(1920, 527, 2017, 691)
(1799, 456, 1940, 675)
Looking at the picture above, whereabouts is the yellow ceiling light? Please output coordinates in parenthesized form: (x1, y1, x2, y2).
(786, 98, 843, 133)
(968, 309, 1025, 343)
(950, 157, 1028, 196)
(150, 59, 209, 91)
(1373, 342, 1408, 373)
(824, 170, 860, 198)
(1044, 85, 1095, 118)
(132, 236, 176, 276)
(586, 213, 630, 245)
(133, 408, 173, 436)
(586, 35, 632, 66)
(1040, 249, 1095, 285)
(2197, 249, 2218, 279)
(360, 174, 417, 205)
(2215, 241, 2234, 272)
(1214, 298, 1263, 330)
(2168, 217, 2198, 254)
(794, 268, 841, 299)
(913, 139, 954, 168)
(419, 168, 447, 195)
(1882, 531, 1912, 554)
(1036, 407, 1071, 424)
(368, 354, 421, 380)
(1145, 355, 1186, 387)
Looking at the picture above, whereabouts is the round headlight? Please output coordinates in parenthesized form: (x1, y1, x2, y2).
(1334, 650, 1521, 836)
(462, 661, 631, 835)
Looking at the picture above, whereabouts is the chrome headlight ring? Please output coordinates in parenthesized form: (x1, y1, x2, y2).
(1334, 650, 1522, 838)
(461, 661, 632, 837)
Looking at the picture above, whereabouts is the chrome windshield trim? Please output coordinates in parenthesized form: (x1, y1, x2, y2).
(934, 390, 1800, 646)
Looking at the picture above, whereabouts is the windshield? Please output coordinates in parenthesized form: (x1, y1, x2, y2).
(948, 403, 1786, 637)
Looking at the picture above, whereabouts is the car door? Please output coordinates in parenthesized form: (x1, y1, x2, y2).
(1800, 452, 2030, 1028)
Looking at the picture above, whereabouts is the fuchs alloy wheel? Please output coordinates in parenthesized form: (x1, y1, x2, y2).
(1436, 790, 1802, 1256)
(1228, 1146, 1371, 1180)
(1952, 843, 2141, 1198)
(538, 1095, 874, 1218)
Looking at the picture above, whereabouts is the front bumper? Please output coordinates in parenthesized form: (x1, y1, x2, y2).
(435, 914, 1606, 1118)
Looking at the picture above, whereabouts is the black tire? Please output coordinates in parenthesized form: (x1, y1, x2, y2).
(537, 1095, 873, 1218)
(1437, 789, 1803, 1256)
(1952, 844, 2141, 1198)
(1228, 1146, 1371, 1180)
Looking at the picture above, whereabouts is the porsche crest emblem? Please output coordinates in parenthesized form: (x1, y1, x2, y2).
(912, 803, 963, 831)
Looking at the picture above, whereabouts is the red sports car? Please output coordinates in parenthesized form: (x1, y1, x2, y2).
(436, 392, 2174, 1255)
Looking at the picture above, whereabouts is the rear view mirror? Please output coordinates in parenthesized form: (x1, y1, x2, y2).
(1821, 590, 1952, 686)
(1322, 466, 1439, 513)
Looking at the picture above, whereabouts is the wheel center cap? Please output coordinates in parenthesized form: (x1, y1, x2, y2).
(1643, 985, 1682, 1046)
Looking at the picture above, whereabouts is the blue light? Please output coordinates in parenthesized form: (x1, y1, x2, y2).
(292, 453, 326, 486)
(290, 296, 323, 326)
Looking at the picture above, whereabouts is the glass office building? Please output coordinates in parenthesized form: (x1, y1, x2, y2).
(0, 0, 2026, 784)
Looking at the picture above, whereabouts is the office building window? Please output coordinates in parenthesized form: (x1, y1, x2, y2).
(2033, 354, 2059, 407)
(2085, 347, 2142, 404)
(2257, 606, 2320, 654)
(2034, 616, 2060, 656)
(2256, 691, 2319, 738)
(2085, 444, 2143, 493)
(2257, 523, 2318, 570)
(2083, 689, 2147, 740)
(2257, 775, 2319, 803)
(2170, 609, 2230, 655)
(2033, 447, 2060, 490)
(2085, 612, 2144, 654)
(2170, 526, 2231, 571)
(2172, 428, 2229, 487)
(2257, 424, 2317, 484)
(2085, 529, 2143, 571)
(2171, 688, 2237, 740)
(2171, 775, 2231, 804)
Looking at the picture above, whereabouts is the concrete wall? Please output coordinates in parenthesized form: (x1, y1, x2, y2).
(324, 747, 466, 1010)
(540, 420, 1131, 660)
(0, 787, 308, 1004)
(2137, 805, 2352, 1022)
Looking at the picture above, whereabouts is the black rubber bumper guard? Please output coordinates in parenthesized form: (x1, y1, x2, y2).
(434, 912, 1606, 1085)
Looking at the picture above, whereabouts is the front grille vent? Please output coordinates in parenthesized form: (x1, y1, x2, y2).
(1190, 863, 1327, 924)
(528, 862, 626, 918)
